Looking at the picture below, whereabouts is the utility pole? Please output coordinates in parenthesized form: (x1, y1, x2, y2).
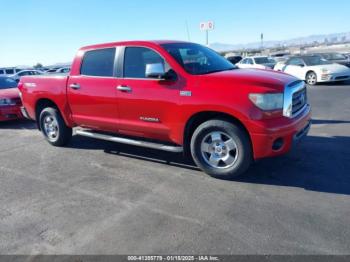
(206, 30, 209, 46)
(261, 33, 264, 50)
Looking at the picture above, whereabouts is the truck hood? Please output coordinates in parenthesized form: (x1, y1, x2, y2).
(0, 88, 20, 99)
(201, 68, 297, 92)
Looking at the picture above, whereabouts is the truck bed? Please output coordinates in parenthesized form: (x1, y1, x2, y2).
(19, 75, 70, 121)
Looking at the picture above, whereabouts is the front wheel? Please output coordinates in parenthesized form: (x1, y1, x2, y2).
(306, 71, 317, 86)
(39, 107, 72, 146)
(190, 120, 252, 179)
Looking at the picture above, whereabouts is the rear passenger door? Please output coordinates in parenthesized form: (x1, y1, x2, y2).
(67, 47, 119, 132)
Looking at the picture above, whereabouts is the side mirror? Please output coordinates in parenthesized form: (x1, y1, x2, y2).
(298, 64, 305, 67)
(145, 63, 166, 79)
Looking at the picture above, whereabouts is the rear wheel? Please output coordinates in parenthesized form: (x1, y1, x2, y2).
(306, 71, 317, 85)
(190, 120, 252, 179)
(39, 107, 72, 146)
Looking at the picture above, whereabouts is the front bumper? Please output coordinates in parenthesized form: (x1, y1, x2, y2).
(0, 105, 24, 122)
(248, 104, 312, 159)
(20, 106, 31, 119)
(319, 73, 350, 82)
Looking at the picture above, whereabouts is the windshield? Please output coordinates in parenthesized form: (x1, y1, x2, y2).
(303, 56, 332, 66)
(255, 57, 271, 64)
(0, 77, 17, 89)
(161, 43, 235, 75)
(327, 53, 347, 60)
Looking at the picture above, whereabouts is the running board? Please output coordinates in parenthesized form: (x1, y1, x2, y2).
(75, 129, 183, 153)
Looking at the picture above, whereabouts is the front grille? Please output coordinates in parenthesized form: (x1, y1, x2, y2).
(292, 87, 307, 115)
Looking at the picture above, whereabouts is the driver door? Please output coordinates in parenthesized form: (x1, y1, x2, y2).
(283, 58, 306, 80)
(116, 46, 182, 141)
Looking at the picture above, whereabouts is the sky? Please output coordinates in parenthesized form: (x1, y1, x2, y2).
(1, 0, 349, 67)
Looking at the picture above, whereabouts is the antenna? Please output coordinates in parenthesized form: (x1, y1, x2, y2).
(185, 21, 191, 41)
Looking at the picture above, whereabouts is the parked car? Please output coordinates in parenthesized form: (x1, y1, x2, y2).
(226, 55, 242, 65)
(19, 40, 311, 178)
(9, 70, 43, 83)
(45, 68, 60, 74)
(313, 52, 350, 68)
(0, 68, 26, 76)
(56, 67, 71, 74)
(236, 56, 276, 69)
(274, 55, 350, 85)
(0, 76, 23, 121)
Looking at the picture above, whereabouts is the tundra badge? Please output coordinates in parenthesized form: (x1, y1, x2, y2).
(180, 91, 192, 97)
(140, 117, 160, 123)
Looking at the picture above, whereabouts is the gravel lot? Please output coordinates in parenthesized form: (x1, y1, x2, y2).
(0, 82, 350, 255)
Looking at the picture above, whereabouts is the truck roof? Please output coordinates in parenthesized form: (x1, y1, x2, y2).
(80, 40, 190, 51)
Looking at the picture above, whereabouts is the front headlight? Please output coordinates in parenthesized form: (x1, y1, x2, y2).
(321, 68, 330, 74)
(0, 98, 16, 106)
(249, 93, 283, 111)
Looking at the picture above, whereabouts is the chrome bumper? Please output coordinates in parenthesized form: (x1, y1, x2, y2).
(20, 107, 31, 119)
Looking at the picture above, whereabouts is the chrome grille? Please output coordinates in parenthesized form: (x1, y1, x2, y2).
(283, 81, 307, 118)
(292, 87, 307, 115)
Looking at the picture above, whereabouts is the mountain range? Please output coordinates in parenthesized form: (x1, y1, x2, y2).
(210, 32, 350, 52)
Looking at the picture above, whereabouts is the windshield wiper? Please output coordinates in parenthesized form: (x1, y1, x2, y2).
(203, 68, 236, 75)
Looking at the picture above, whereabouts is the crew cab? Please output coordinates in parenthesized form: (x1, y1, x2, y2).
(18, 41, 311, 178)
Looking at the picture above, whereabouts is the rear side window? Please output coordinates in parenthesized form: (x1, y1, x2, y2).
(81, 48, 116, 77)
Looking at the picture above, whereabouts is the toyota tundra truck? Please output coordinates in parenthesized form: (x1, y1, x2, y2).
(18, 41, 311, 178)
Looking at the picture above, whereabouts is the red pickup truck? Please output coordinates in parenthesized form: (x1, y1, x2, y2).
(19, 41, 311, 178)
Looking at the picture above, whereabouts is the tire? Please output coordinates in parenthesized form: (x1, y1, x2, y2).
(190, 120, 252, 179)
(306, 71, 317, 86)
(39, 107, 72, 146)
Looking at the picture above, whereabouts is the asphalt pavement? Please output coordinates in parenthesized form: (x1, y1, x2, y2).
(0, 81, 349, 255)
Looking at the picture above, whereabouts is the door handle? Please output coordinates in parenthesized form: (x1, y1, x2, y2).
(70, 83, 81, 90)
(117, 85, 132, 92)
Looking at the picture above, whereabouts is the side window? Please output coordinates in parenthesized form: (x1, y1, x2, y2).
(288, 58, 304, 66)
(247, 58, 254, 65)
(19, 71, 29, 76)
(5, 69, 15, 74)
(241, 58, 247, 64)
(124, 47, 169, 79)
(81, 48, 116, 77)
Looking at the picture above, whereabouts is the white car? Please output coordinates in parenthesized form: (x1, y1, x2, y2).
(9, 70, 43, 82)
(236, 56, 276, 70)
(274, 55, 350, 85)
(56, 67, 71, 73)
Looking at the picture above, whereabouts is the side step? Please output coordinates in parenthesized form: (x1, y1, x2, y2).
(75, 129, 183, 153)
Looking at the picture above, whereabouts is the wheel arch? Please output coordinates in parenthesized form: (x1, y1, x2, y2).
(35, 98, 72, 130)
(183, 111, 252, 157)
(305, 70, 316, 79)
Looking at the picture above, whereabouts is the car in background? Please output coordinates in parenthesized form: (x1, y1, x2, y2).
(226, 55, 242, 65)
(236, 56, 276, 70)
(313, 52, 350, 68)
(9, 70, 43, 83)
(45, 68, 60, 74)
(274, 55, 350, 85)
(55, 67, 71, 73)
(0, 68, 26, 76)
(0, 76, 23, 121)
